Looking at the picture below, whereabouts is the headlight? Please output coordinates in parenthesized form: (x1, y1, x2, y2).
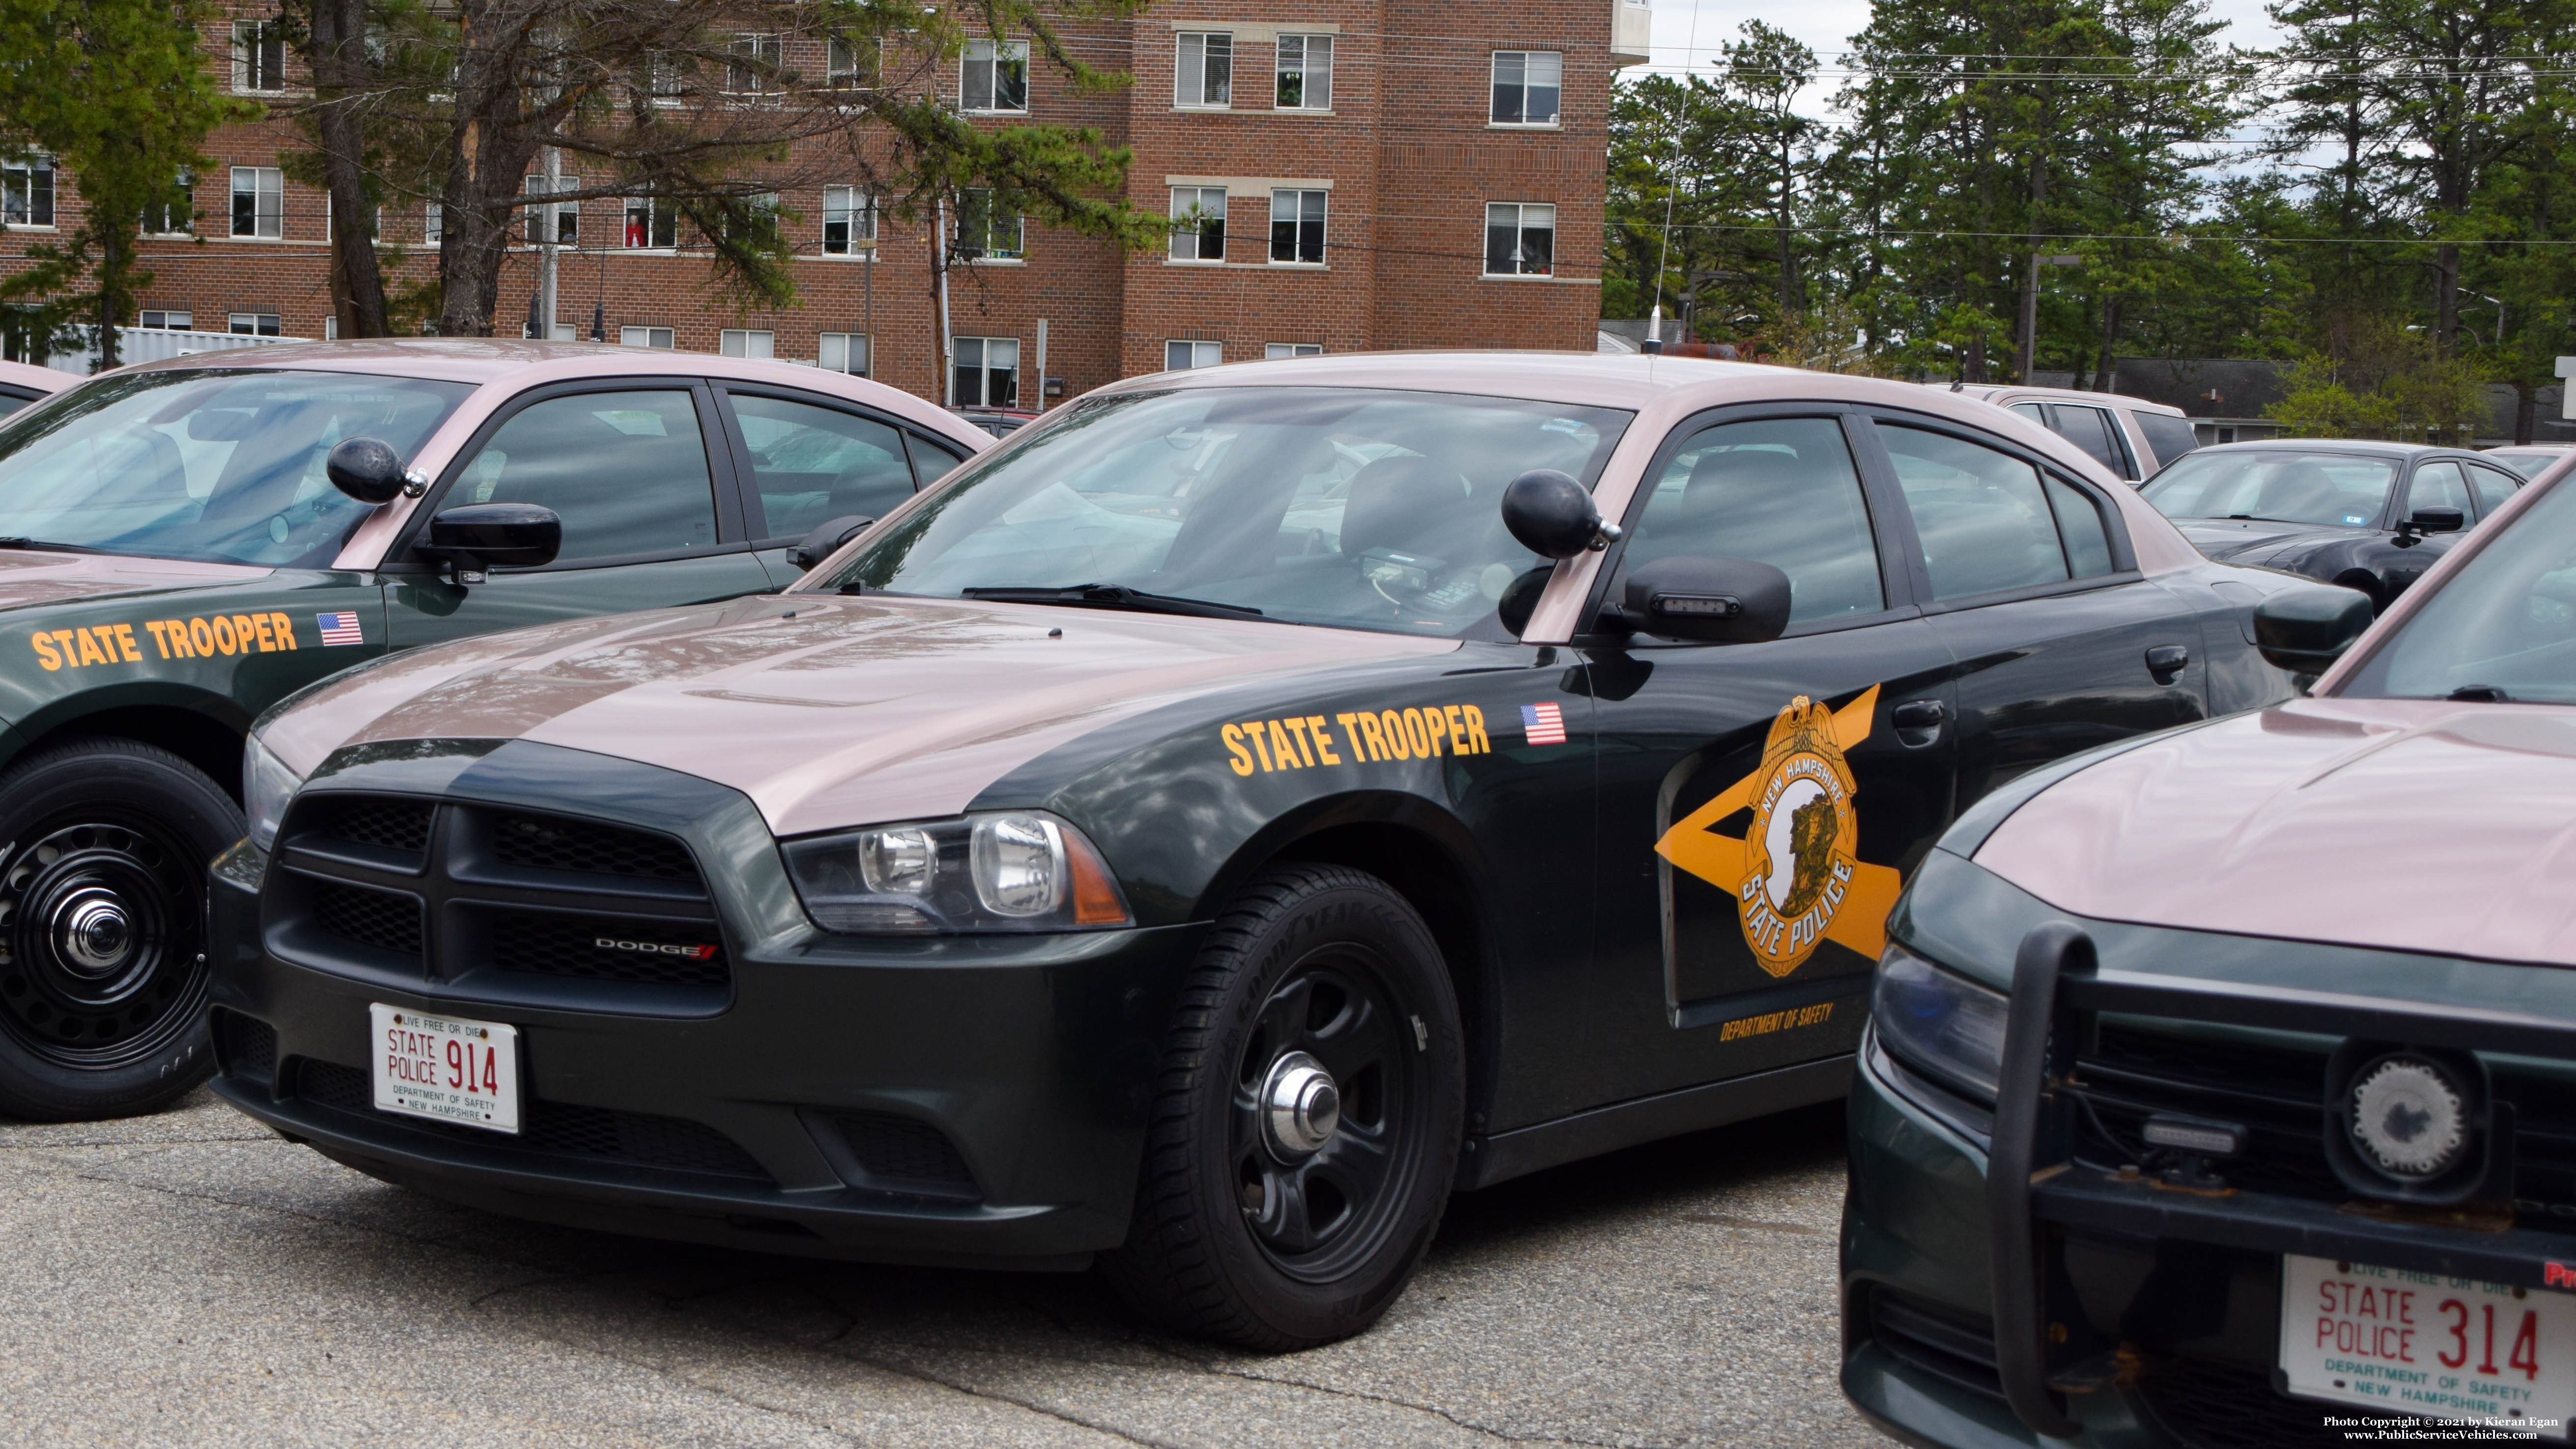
(242, 735, 307, 853)
(783, 810, 1132, 934)
(1871, 942, 2009, 1103)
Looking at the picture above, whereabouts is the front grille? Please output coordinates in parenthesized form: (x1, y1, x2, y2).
(291, 1059, 767, 1181)
(218, 1012, 277, 1086)
(2133, 1356, 2351, 1448)
(1868, 1289, 2003, 1402)
(491, 813, 699, 884)
(316, 796, 434, 858)
(833, 1113, 979, 1197)
(484, 909, 728, 988)
(311, 880, 425, 960)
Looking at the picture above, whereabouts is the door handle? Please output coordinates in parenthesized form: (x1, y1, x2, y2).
(1892, 698, 1947, 737)
(2145, 644, 2190, 684)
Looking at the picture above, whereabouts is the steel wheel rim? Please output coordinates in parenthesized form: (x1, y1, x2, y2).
(0, 815, 208, 1068)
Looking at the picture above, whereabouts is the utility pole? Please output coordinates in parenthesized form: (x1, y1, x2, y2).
(936, 192, 954, 406)
(537, 144, 561, 340)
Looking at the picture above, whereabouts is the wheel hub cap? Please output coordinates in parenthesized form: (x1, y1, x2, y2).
(55, 890, 133, 977)
(1261, 1051, 1341, 1159)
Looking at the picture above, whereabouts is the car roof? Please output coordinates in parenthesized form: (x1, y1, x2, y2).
(1944, 382, 2188, 418)
(0, 358, 68, 393)
(2180, 439, 2465, 460)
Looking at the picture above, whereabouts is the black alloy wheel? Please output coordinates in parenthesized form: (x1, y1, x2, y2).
(0, 738, 239, 1121)
(1106, 862, 1464, 1349)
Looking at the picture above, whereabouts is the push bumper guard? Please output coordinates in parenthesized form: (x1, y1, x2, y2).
(1986, 922, 2576, 1438)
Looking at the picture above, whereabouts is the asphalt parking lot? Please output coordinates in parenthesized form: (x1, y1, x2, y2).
(0, 1091, 1875, 1449)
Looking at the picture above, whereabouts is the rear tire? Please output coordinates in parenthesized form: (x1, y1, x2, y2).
(0, 737, 239, 1121)
(1103, 863, 1465, 1349)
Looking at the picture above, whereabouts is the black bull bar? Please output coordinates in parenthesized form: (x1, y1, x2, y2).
(1986, 922, 2576, 1438)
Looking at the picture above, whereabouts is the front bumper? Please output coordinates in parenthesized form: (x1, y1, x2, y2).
(205, 741, 1202, 1269)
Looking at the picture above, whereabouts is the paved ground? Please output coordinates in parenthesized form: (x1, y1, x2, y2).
(0, 1091, 1880, 1449)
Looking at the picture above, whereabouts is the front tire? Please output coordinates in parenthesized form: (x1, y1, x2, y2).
(1104, 863, 1465, 1349)
(0, 737, 240, 1121)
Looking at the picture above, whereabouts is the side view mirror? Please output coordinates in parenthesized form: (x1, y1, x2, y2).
(2394, 505, 2465, 546)
(2252, 583, 2374, 674)
(422, 502, 562, 580)
(326, 437, 417, 505)
(1501, 469, 1621, 559)
(786, 513, 877, 571)
(1619, 555, 1792, 644)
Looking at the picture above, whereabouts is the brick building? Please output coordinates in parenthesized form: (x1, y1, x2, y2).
(0, 1, 1647, 409)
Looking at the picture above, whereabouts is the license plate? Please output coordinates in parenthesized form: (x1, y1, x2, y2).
(368, 1003, 520, 1134)
(2280, 1253, 2574, 1437)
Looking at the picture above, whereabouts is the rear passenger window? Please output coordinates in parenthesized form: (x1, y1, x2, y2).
(1880, 425, 2072, 601)
(1622, 417, 1883, 625)
(909, 435, 968, 486)
(729, 394, 914, 541)
(2467, 464, 2521, 516)
(2046, 405, 2133, 479)
(2047, 478, 2114, 577)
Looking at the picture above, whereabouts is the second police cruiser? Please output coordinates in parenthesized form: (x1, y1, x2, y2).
(205, 351, 2322, 1347)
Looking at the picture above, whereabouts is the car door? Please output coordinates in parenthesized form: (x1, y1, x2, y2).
(384, 381, 776, 651)
(710, 386, 956, 588)
(1576, 407, 1957, 1111)
(1865, 411, 2207, 808)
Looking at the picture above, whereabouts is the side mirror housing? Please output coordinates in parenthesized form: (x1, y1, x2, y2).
(1501, 469, 1619, 559)
(2410, 505, 2465, 534)
(2252, 583, 2374, 674)
(1620, 555, 1792, 644)
(424, 502, 562, 573)
(785, 513, 877, 572)
(326, 437, 413, 505)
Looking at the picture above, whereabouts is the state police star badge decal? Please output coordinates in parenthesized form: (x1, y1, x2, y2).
(1652, 686, 1906, 979)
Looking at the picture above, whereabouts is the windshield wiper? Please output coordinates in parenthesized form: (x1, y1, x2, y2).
(0, 537, 104, 555)
(960, 584, 1265, 620)
(2449, 684, 2511, 703)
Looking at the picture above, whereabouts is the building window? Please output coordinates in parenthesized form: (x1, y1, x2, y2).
(523, 174, 579, 244)
(1270, 189, 1325, 264)
(1491, 52, 1562, 126)
(228, 312, 281, 336)
(1276, 35, 1331, 109)
(229, 167, 283, 239)
(623, 196, 677, 249)
(1176, 32, 1232, 108)
(2, 161, 55, 229)
(726, 34, 780, 93)
(424, 202, 442, 244)
(141, 173, 193, 236)
(822, 187, 874, 255)
(953, 189, 1023, 260)
(1170, 187, 1225, 262)
(647, 53, 686, 100)
(819, 332, 871, 375)
(827, 36, 877, 87)
(233, 21, 286, 93)
(720, 329, 774, 359)
(1166, 340, 1222, 370)
(953, 337, 1019, 408)
(961, 40, 1028, 113)
(621, 326, 675, 348)
(1264, 343, 1321, 359)
(1485, 202, 1556, 276)
(138, 310, 193, 330)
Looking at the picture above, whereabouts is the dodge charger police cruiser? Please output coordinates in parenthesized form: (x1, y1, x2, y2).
(0, 339, 985, 1121)
(208, 351, 2312, 1348)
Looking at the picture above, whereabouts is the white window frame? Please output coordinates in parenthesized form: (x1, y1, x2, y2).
(523, 173, 579, 246)
(1490, 52, 1563, 127)
(141, 172, 193, 237)
(1166, 340, 1222, 370)
(952, 336, 1021, 408)
(1176, 32, 1233, 109)
(953, 189, 1024, 262)
(1275, 34, 1331, 110)
(423, 201, 442, 245)
(826, 35, 876, 88)
(726, 33, 781, 94)
(961, 40, 1029, 114)
(1264, 342, 1322, 359)
(621, 326, 676, 349)
(227, 312, 281, 337)
(822, 187, 875, 256)
(138, 310, 193, 331)
(720, 329, 775, 359)
(1269, 189, 1326, 266)
(819, 332, 871, 375)
(623, 196, 677, 250)
(1483, 201, 1557, 277)
(2, 159, 57, 230)
(232, 21, 286, 94)
(229, 167, 283, 240)
(1169, 186, 1225, 262)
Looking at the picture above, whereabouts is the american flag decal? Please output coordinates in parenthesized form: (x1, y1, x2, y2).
(315, 611, 363, 647)
(1520, 702, 1567, 746)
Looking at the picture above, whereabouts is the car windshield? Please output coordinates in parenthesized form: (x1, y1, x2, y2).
(0, 368, 472, 567)
(2342, 475, 2576, 705)
(2141, 450, 2398, 528)
(823, 386, 1632, 637)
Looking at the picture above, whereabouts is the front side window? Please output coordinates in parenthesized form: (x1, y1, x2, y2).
(620, 326, 675, 349)
(2141, 450, 2399, 529)
(1166, 341, 1221, 370)
(1881, 424, 2111, 601)
(1624, 418, 1884, 626)
(962, 40, 1029, 113)
(623, 196, 677, 249)
(1276, 34, 1332, 109)
(822, 186, 874, 255)
(447, 389, 718, 562)
(1171, 187, 1225, 262)
(230, 167, 283, 239)
(2406, 460, 2473, 517)
(233, 21, 286, 93)
(819, 332, 870, 376)
(953, 337, 1019, 408)
(953, 190, 1023, 260)
(1491, 52, 1562, 125)
(732, 393, 915, 540)
(1271, 189, 1325, 264)
(823, 386, 1632, 638)
(2, 161, 55, 229)
(0, 368, 471, 567)
(228, 312, 281, 336)
(2341, 472, 2576, 704)
(726, 33, 780, 93)
(1483, 202, 1554, 276)
(1177, 32, 1233, 107)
